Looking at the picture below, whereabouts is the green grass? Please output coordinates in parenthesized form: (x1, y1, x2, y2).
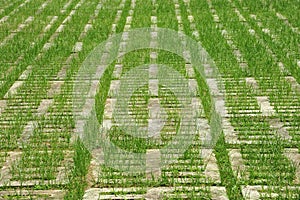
(0, 0, 299, 199)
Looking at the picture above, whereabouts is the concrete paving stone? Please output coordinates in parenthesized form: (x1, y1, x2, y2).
(202, 149, 221, 183)
(37, 99, 53, 115)
(79, 98, 95, 118)
(130, 0, 136, 8)
(61, 0, 73, 11)
(151, 16, 157, 24)
(94, 2, 102, 11)
(256, 96, 275, 116)
(150, 40, 157, 48)
(104, 98, 116, 119)
(176, 15, 182, 24)
(202, 63, 216, 77)
(116, 10, 123, 18)
(62, 15, 72, 24)
(112, 64, 123, 78)
(212, 14, 220, 22)
(18, 121, 37, 146)
(284, 148, 300, 184)
(85, 192, 144, 200)
(197, 117, 211, 142)
(94, 65, 107, 80)
(233, 49, 242, 59)
(119, 41, 127, 52)
(239, 62, 248, 69)
(0, 178, 68, 187)
(285, 76, 300, 92)
(56, 24, 65, 33)
(245, 77, 259, 90)
(2, 152, 73, 186)
(234, 8, 246, 22)
(151, 23, 157, 29)
(108, 80, 120, 97)
(150, 31, 158, 39)
(228, 149, 248, 179)
(148, 118, 164, 138)
(214, 97, 228, 117)
(221, 29, 228, 37)
(241, 185, 261, 200)
(74, 0, 83, 10)
(111, 23, 117, 33)
(19, 65, 33, 80)
(128, 8, 134, 15)
(73, 42, 83, 53)
(168, 177, 212, 184)
(60, 9, 67, 14)
(228, 109, 260, 114)
(73, 120, 85, 142)
(185, 64, 195, 78)
(47, 81, 64, 97)
(192, 97, 204, 112)
(162, 193, 209, 199)
(0, 16, 8, 23)
(148, 98, 162, 118)
(150, 186, 227, 199)
(149, 79, 158, 96)
(146, 149, 161, 179)
(0, 152, 22, 186)
(276, 12, 287, 20)
(190, 29, 200, 39)
(188, 79, 198, 96)
(226, 39, 234, 46)
(4, 81, 24, 98)
(163, 171, 205, 177)
(0, 189, 65, 199)
(222, 118, 239, 144)
(248, 29, 255, 35)
(241, 185, 300, 200)
(210, 186, 229, 200)
(56, 65, 68, 79)
(150, 52, 157, 60)
(188, 15, 194, 23)
(182, 50, 191, 62)
(124, 24, 131, 30)
(102, 120, 112, 131)
(149, 64, 158, 78)
(269, 118, 292, 141)
(0, 100, 7, 114)
(43, 16, 58, 33)
(84, 24, 93, 33)
(206, 78, 221, 97)
(126, 16, 132, 24)
(23, 16, 34, 25)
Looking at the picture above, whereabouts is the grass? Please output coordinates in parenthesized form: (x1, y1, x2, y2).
(0, 0, 299, 199)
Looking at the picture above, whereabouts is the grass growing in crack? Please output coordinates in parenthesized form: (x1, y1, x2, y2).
(64, 140, 91, 200)
(214, 133, 244, 199)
